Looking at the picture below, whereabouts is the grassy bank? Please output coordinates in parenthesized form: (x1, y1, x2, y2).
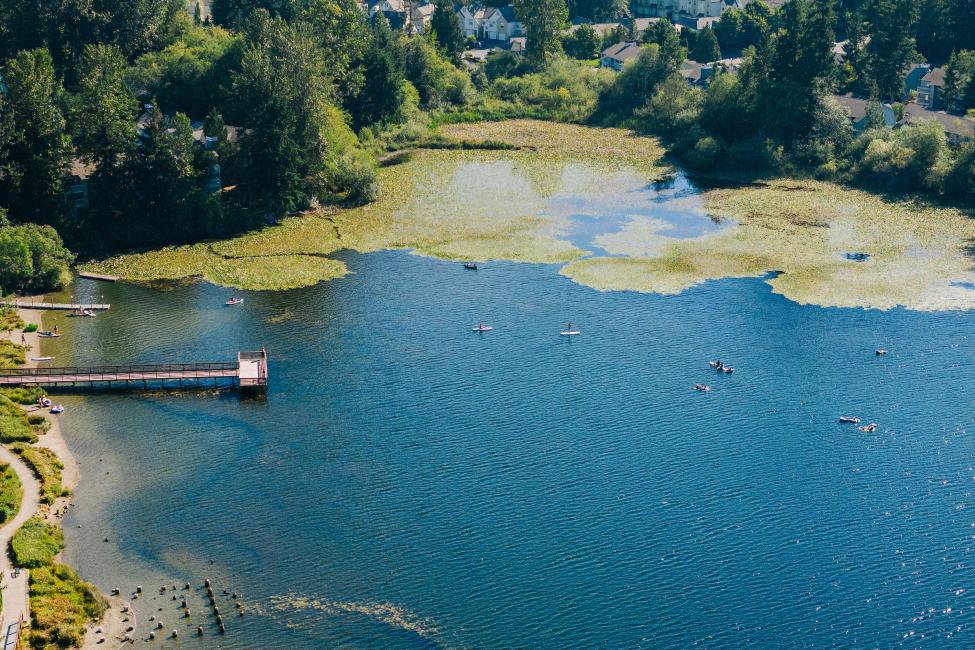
(0, 396, 49, 444)
(0, 340, 26, 369)
(28, 562, 107, 650)
(11, 516, 64, 568)
(8, 444, 66, 505)
(0, 306, 23, 332)
(0, 462, 22, 524)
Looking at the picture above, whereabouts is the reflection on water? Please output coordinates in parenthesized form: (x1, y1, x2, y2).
(46, 249, 975, 649)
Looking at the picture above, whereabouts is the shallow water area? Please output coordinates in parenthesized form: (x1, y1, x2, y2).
(41, 253, 975, 648)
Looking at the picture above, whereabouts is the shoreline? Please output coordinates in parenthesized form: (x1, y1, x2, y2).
(9, 303, 127, 648)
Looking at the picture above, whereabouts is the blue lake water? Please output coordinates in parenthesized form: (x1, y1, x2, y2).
(43, 251, 975, 648)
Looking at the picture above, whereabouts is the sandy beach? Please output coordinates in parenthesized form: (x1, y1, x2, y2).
(8, 303, 128, 648)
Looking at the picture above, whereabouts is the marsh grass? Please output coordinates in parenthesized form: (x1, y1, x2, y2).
(11, 516, 64, 568)
(27, 562, 107, 650)
(0, 462, 22, 524)
(0, 340, 26, 368)
(9, 444, 66, 505)
(0, 396, 48, 444)
(0, 307, 23, 333)
(0, 387, 46, 405)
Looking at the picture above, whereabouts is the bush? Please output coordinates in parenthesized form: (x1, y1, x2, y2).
(11, 516, 64, 568)
(0, 387, 46, 405)
(485, 60, 611, 123)
(28, 563, 107, 650)
(0, 463, 22, 524)
(0, 306, 23, 333)
(9, 444, 66, 505)
(24, 323, 37, 332)
(0, 395, 47, 443)
(686, 136, 723, 170)
(0, 340, 26, 369)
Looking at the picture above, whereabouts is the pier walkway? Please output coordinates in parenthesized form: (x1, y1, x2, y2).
(0, 351, 268, 392)
(1, 300, 110, 311)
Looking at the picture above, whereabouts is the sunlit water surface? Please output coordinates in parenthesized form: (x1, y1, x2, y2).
(37, 174, 975, 648)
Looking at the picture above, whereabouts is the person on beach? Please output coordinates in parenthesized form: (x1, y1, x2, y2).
(53, 325, 59, 335)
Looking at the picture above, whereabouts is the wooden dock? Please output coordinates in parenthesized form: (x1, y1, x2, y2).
(2, 301, 110, 311)
(0, 350, 268, 392)
(77, 271, 119, 282)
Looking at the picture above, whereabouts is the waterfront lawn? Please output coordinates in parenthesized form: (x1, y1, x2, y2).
(0, 462, 21, 524)
(28, 562, 106, 650)
(0, 396, 48, 444)
(0, 340, 26, 368)
(0, 307, 23, 333)
(11, 516, 64, 568)
(9, 444, 66, 505)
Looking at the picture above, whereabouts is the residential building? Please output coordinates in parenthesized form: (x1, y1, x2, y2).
(917, 67, 945, 110)
(902, 103, 974, 146)
(459, 4, 522, 41)
(832, 95, 897, 132)
(904, 63, 930, 96)
(600, 42, 641, 71)
(630, 0, 751, 22)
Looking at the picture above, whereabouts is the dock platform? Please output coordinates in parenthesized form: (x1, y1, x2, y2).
(0, 350, 268, 392)
(2, 301, 110, 311)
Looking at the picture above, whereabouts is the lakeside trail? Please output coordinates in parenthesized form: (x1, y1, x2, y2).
(0, 444, 40, 638)
(10, 304, 129, 648)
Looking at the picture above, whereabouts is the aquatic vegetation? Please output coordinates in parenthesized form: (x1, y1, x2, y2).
(12, 516, 64, 568)
(563, 180, 975, 310)
(80, 121, 666, 289)
(9, 444, 67, 505)
(262, 593, 439, 642)
(0, 462, 22, 524)
(27, 562, 107, 650)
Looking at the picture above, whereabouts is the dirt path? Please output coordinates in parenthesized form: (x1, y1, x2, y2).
(0, 445, 41, 639)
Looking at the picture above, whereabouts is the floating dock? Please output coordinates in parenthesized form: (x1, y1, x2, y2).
(76, 272, 119, 282)
(0, 350, 268, 392)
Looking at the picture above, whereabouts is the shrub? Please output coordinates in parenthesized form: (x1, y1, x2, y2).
(24, 323, 37, 332)
(11, 516, 64, 568)
(0, 306, 23, 332)
(0, 395, 47, 443)
(0, 340, 26, 369)
(28, 563, 107, 650)
(0, 386, 46, 405)
(0, 462, 22, 524)
(686, 136, 723, 170)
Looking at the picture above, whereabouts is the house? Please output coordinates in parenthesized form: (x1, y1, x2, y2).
(409, 2, 436, 33)
(917, 67, 945, 110)
(832, 95, 897, 132)
(902, 104, 975, 146)
(601, 42, 641, 71)
(680, 59, 715, 86)
(904, 63, 930, 96)
(630, 0, 751, 22)
(509, 37, 527, 53)
(482, 6, 522, 41)
(459, 4, 522, 41)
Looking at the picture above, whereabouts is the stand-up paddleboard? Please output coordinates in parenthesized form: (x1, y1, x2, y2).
(472, 325, 493, 332)
(30, 356, 54, 362)
(559, 331, 580, 336)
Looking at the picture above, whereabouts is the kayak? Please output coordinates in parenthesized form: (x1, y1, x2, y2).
(226, 298, 244, 306)
(37, 332, 59, 338)
(49, 406, 65, 414)
(30, 357, 54, 362)
(472, 326, 493, 332)
(559, 331, 581, 336)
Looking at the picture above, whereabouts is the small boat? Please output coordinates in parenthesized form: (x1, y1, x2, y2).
(67, 310, 95, 317)
(226, 298, 244, 306)
(875, 349, 888, 356)
(708, 360, 722, 369)
(49, 405, 65, 414)
(37, 332, 59, 338)
(694, 384, 711, 392)
(39, 398, 52, 408)
(839, 416, 860, 424)
(720, 366, 734, 374)
(30, 356, 54, 362)
(472, 324, 493, 332)
(857, 422, 878, 432)
(463, 262, 477, 270)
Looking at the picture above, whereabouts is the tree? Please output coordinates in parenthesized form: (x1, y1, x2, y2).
(944, 50, 975, 113)
(301, 0, 372, 104)
(691, 26, 721, 63)
(563, 24, 601, 60)
(0, 220, 74, 294)
(0, 49, 72, 225)
(71, 45, 138, 171)
(597, 44, 680, 118)
(863, 0, 918, 101)
(346, 17, 407, 128)
(915, 0, 953, 63)
(642, 19, 685, 68)
(431, 0, 465, 63)
(212, 0, 303, 29)
(513, 0, 568, 66)
(401, 36, 470, 108)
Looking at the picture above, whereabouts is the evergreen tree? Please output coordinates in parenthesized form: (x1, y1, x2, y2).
(642, 19, 685, 69)
(70, 45, 139, 171)
(564, 24, 601, 60)
(863, 0, 918, 101)
(0, 49, 72, 225)
(690, 26, 721, 63)
(513, 0, 568, 66)
(431, 0, 466, 63)
(944, 50, 975, 113)
(346, 17, 406, 128)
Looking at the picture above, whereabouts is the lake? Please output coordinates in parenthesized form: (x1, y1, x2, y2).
(41, 241, 975, 648)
